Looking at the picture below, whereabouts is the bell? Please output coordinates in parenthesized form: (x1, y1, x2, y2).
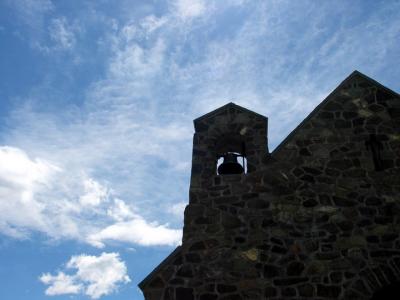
(218, 153, 244, 175)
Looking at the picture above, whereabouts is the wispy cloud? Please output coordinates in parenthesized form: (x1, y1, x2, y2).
(2, 0, 400, 250)
(48, 17, 78, 50)
(40, 252, 130, 299)
(6, 0, 82, 55)
(7, 0, 54, 31)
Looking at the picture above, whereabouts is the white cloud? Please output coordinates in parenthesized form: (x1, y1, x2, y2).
(88, 217, 182, 248)
(0, 146, 58, 188)
(40, 272, 82, 296)
(0, 146, 60, 238)
(40, 252, 130, 299)
(168, 201, 187, 217)
(80, 178, 108, 207)
(0, 146, 182, 247)
(172, 0, 206, 19)
(107, 198, 135, 221)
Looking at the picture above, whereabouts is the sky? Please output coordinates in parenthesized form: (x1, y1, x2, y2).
(0, 0, 399, 299)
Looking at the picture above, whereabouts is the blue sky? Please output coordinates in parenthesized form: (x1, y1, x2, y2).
(0, 0, 399, 299)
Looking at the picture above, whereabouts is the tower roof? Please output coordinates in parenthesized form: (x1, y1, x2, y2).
(193, 102, 267, 132)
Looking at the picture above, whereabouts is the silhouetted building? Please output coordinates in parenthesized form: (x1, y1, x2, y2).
(139, 71, 400, 299)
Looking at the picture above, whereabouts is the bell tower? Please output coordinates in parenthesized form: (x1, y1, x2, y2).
(139, 102, 272, 300)
(190, 102, 268, 184)
(184, 102, 269, 243)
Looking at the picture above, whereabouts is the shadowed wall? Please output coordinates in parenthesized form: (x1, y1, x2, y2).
(139, 71, 400, 300)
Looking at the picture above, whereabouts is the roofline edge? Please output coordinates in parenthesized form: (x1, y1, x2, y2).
(138, 246, 182, 290)
(271, 70, 400, 156)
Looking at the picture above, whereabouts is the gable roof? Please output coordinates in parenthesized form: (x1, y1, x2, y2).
(193, 102, 267, 131)
(272, 70, 400, 156)
(138, 246, 182, 290)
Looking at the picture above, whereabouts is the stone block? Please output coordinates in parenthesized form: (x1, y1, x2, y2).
(316, 284, 341, 297)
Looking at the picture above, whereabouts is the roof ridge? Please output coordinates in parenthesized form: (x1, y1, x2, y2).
(351, 70, 400, 97)
(272, 70, 400, 155)
(193, 102, 267, 124)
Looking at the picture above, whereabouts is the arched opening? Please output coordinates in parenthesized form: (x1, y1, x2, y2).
(217, 152, 247, 175)
(371, 282, 400, 299)
(215, 134, 247, 175)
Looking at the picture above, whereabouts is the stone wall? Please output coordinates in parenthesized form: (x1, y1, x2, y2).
(139, 72, 400, 299)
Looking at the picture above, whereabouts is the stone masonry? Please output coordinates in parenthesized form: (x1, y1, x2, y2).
(139, 71, 400, 299)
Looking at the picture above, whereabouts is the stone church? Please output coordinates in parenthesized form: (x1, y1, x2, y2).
(139, 71, 400, 299)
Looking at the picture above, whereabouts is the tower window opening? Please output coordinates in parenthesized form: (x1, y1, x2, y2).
(365, 134, 385, 171)
(217, 152, 247, 175)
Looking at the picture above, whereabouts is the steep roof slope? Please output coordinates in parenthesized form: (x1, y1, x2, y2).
(138, 246, 181, 289)
(272, 70, 400, 156)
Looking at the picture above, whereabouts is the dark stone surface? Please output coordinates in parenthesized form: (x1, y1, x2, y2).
(274, 277, 309, 286)
(282, 287, 296, 296)
(298, 283, 315, 297)
(140, 76, 400, 300)
(264, 264, 280, 278)
(176, 287, 194, 300)
(217, 284, 237, 294)
(287, 261, 305, 276)
(199, 294, 218, 300)
(220, 295, 241, 300)
(176, 265, 193, 278)
(148, 277, 164, 288)
(317, 284, 341, 298)
(264, 286, 277, 297)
